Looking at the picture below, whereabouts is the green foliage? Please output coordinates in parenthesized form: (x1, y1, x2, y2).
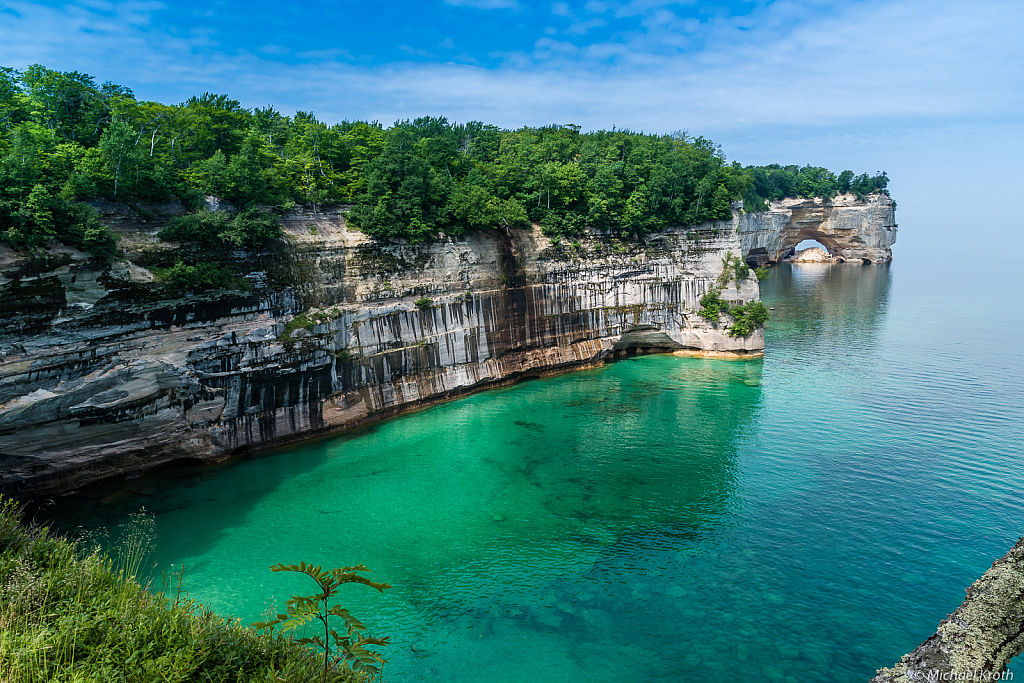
(280, 308, 341, 339)
(0, 496, 358, 683)
(281, 312, 316, 339)
(742, 165, 889, 211)
(0, 63, 889, 251)
(98, 118, 139, 196)
(698, 289, 729, 320)
(253, 562, 391, 682)
(728, 301, 770, 337)
(158, 211, 227, 245)
(158, 208, 281, 248)
(733, 256, 750, 281)
(414, 297, 433, 309)
(154, 260, 249, 292)
(715, 251, 750, 288)
(0, 184, 117, 260)
(754, 266, 770, 281)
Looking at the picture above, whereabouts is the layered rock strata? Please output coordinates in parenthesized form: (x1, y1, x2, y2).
(737, 193, 896, 265)
(0, 208, 760, 497)
(872, 538, 1024, 682)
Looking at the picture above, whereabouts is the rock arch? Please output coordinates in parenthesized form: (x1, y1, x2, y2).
(736, 194, 897, 266)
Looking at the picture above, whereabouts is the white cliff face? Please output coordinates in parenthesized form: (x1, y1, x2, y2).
(736, 193, 897, 265)
(0, 209, 761, 497)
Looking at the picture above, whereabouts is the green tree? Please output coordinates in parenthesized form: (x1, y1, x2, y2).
(253, 562, 391, 682)
(178, 93, 249, 160)
(837, 170, 854, 194)
(728, 301, 770, 337)
(186, 149, 230, 197)
(227, 141, 268, 203)
(20, 64, 118, 145)
(0, 68, 28, 147)
(98, 118, 139, 196)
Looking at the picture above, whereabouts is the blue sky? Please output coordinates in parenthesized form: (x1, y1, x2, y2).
(1, 0, 1023, 254)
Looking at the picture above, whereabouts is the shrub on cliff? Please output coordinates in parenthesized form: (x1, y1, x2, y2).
(0, 496, 363, 682)
(698, 290, 730, 320)
(0, 185, 118, 260)
(154, 260, 250, 293)
(158, 208, 281, 248)
(727, 301, 770, 337)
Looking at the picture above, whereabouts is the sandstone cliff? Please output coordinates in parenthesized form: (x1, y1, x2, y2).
(738, 193, 896, 265)
(0, 207, 761, 498)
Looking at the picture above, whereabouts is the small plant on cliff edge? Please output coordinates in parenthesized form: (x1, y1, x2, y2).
(253, 562, 391, 682)
(733, 257, 750, 281)
(698, 289, 730, 321)
(755, 266, 770, 281)
(727, 301, 770, 337)
(414, 297, 433, 309)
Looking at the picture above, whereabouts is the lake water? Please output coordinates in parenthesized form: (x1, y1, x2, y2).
(43, 259, 1024, 682)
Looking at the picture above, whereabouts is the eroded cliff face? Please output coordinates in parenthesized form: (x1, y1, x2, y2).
(0, 208, 760, 497)
(738, 193, 896, 265)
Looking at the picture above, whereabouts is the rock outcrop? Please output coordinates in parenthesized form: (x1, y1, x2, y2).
(0, 207, 761, 498)
(872, 538, 1024, 682)
(786, 247, 834, 263)
(738, 193, 896, 265)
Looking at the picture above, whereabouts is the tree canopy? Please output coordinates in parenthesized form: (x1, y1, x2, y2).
(0, 63, 890, 252)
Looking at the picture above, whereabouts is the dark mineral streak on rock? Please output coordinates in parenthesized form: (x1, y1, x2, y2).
(0, 196, 894, 498)
(872, 538, 1024, 682)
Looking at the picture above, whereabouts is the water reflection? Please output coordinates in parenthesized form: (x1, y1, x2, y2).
(763, 263, 891, 332)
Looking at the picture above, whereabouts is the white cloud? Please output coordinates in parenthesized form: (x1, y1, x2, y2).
(533, 37, 580, 59)
(551, 2, 570, 16)
(258, 44, 289, 55)
(0, 0, 1020, 138)
(439, 37, 455, 49)
(443, 0, 520, 9)
(567, 18, 607, 34)
(295, 48, 353, 61)
(398, 44, 436, 57)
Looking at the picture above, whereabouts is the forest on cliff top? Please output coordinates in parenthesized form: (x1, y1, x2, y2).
(0, 64, 889, 256)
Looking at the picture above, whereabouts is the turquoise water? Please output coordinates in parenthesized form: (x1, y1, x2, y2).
(44, 261, 1024, 682)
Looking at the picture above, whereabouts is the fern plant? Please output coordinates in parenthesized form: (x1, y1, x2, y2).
(253, 562, 391, 682)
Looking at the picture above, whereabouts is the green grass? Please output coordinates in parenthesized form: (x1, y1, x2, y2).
(0, 497, 363, 682)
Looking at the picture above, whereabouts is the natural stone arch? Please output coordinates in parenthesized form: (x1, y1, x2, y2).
(778, 232, 845, 262)
(736, 194, 897, 266)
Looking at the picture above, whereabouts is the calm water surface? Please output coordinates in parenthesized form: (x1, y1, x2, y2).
(46, 259, 1024, 682)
